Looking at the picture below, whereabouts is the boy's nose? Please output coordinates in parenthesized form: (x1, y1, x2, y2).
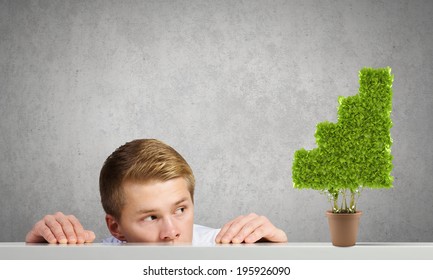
(159, 218, 180, 241)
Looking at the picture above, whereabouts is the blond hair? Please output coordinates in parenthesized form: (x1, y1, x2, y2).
(99, 139, 195, 220)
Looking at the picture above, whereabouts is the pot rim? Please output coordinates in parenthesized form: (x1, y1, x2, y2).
(326, 210, 363, 216)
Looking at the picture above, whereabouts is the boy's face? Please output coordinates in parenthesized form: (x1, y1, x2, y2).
(112, 177, 194, 243)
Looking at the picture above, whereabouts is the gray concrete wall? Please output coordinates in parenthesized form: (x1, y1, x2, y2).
(1, 0, 432, 242)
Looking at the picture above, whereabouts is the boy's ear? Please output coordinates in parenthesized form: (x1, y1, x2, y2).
(105, 214, 126, 241)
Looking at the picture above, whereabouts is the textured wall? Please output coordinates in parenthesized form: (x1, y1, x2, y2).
(1, 0, 432, 242)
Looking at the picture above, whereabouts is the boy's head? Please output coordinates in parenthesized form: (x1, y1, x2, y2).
(99, 139, 195, 242)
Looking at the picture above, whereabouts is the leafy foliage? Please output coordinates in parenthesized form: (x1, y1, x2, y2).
(292, 67, 394, 212)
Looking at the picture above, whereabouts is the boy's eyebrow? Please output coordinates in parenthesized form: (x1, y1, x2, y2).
(136, 197, 190, 215)
(136, 208, 156, 215)
(174, 197, 189, 205)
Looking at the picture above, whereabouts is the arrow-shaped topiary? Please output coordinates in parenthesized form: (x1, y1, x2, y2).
(292, 67, 394, 213)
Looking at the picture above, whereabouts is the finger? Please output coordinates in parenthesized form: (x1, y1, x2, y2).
(53, 212, 78, 244)
(26, 220, 57, 243)
(243, 224, 270, 243)
(242, 217, 288, 243)
(84, 230, 96, 243)
(43, 215, 68, 244)
(67, 215, 85, 244)
(38, 222, 59, 244)
(232, 216, 270, 244)
(215, 219, 235, 243)
(219, 213, 258, 244)
(258, 228, 288, 243)
(215, 215, 245, 243)
(56, 215, 77, 244)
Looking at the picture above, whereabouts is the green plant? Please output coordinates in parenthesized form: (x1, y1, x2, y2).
(292, 67, 394, 213)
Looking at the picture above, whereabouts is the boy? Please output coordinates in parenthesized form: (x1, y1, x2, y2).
(26, 139, 287, 244)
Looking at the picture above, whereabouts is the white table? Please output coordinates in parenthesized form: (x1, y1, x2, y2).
(1, 242, 433, 260)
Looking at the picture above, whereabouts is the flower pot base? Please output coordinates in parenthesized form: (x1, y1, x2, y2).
(326, 211, 362, 247)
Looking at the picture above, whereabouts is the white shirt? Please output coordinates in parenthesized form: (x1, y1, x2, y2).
(102, 224, 220, 245)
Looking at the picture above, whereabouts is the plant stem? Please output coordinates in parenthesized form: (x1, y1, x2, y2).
(333, 193, 339, 213)
(342, 189, 347, 212)
(350, 190, 356, 213)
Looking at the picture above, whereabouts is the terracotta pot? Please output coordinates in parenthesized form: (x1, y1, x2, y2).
(326, 210, 362, 247)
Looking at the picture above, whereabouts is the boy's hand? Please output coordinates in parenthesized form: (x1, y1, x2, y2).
(215, 213, 288, 244)
(25, 212, 96, 244)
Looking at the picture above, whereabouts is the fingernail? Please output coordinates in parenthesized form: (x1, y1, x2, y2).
(59, 238, 67, 244)
(85, 232, 94, 240)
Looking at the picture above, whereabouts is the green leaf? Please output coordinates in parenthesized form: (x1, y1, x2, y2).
(292, 67, 394, 202)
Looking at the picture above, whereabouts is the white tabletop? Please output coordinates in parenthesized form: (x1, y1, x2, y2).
(1, 242, 433, 260)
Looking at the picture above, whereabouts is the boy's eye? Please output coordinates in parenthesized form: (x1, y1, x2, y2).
(175, 207, 185, 215)
(144, 215, 157, 221)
